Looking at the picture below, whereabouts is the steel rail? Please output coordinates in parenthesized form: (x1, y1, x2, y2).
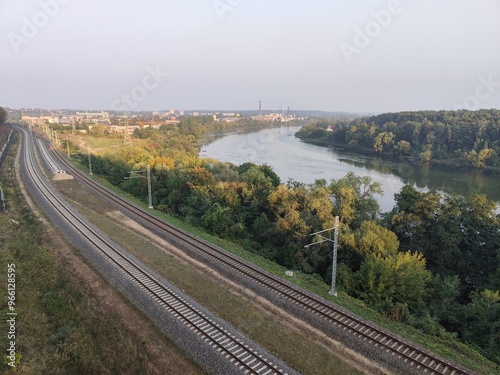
(46, 131, 475, 375)
(36, 137, 64, 173)
(22, 127, 291, 375)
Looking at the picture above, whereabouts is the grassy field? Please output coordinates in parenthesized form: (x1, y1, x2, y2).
(65, 134, 149, 154)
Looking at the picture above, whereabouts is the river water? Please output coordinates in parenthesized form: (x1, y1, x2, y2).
(201, 126, 500, 213)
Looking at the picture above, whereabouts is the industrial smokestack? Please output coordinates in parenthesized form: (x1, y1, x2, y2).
(259, 100, 262, 116)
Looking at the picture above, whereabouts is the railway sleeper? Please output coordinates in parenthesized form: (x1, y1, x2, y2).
(240, 353, 255, 362)
(231, 348, 245, 357)
(420, 355, 430, 365)
(175, 306, 190, 315)
(390, 340, 400, 348)
(394, 343, 405, 352)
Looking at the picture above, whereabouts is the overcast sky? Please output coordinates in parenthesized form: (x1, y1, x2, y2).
(1, 0, 499, 113)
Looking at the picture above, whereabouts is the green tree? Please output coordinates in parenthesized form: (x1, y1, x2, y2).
(201, 204, 238, 238)
(426, 274, 460, 323)
(353, 221, 399, 257)
(464, 148, 495, 168)
(268, 184, 310, 267)
(89, 124, 109, 137)
(459, 290, 500, 363)
(420, 145, 432, 163)
(354, 251, 431, 317)
(373, 131, 395, 153)
(0, 106, 6, 125)
(389, 186, 500, 300)
(329, 172, 382, 227)
(297, 109, 500, 170)
(396, 140, 411, 156)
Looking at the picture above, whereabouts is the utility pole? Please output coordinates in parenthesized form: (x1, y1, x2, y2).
(123, 116, 132, 146)
(331, 216, 339, 296)
(147, 164, 153, 209)
(88, 147, 93, 175)
(305, 216, 340, 296)
(125, 165, 153, 209)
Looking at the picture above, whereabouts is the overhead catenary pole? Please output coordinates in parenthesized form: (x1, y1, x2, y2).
(147, 164, 153, 209)
(304, 215, 340, 296)
(88, 147, 93, 175)
(330, 216, 339, 296)
(124, 166, 153, 209)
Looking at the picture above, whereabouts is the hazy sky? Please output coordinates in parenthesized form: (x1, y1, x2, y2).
(1, 0, 499, 113)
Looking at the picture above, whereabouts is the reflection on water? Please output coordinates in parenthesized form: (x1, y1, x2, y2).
(201, 126, 500, 212)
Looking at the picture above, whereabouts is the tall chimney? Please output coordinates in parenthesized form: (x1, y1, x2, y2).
(259, 100, 262, 117)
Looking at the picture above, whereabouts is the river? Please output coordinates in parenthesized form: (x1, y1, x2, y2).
(200, 126, 500, 213)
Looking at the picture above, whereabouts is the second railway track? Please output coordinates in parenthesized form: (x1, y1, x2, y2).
(22, 126, 298, 375)
(46, 130, 477, 375)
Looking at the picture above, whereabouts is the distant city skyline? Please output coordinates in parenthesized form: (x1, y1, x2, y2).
(1, 1, 499, 113)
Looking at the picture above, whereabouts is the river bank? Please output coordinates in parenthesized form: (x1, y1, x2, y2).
(297, 134, 500, 174)
(201, 126, 500, 212)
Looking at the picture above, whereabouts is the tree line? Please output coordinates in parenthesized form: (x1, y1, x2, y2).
(296, 109, 500, 169)
(0, 106, 7, 126)
(63, 113, 499, 365)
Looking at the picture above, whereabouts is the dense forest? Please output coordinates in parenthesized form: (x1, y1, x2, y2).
(8, 107, 498, 366)
(296, 109, 500, 169)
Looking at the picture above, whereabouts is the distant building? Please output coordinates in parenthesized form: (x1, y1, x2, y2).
(76, 111, 109, 119)
(108, 125, 140, 134)
(250, 100, 294, 122)
(250, 113, 282, 122)
(22, 115, 59, 125)
(219, 117, 240, 123)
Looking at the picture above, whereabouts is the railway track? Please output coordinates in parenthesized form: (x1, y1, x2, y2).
(36, 137, 66, 174)
(22, 127, 296, 375)
(47, 131, 475, 375)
